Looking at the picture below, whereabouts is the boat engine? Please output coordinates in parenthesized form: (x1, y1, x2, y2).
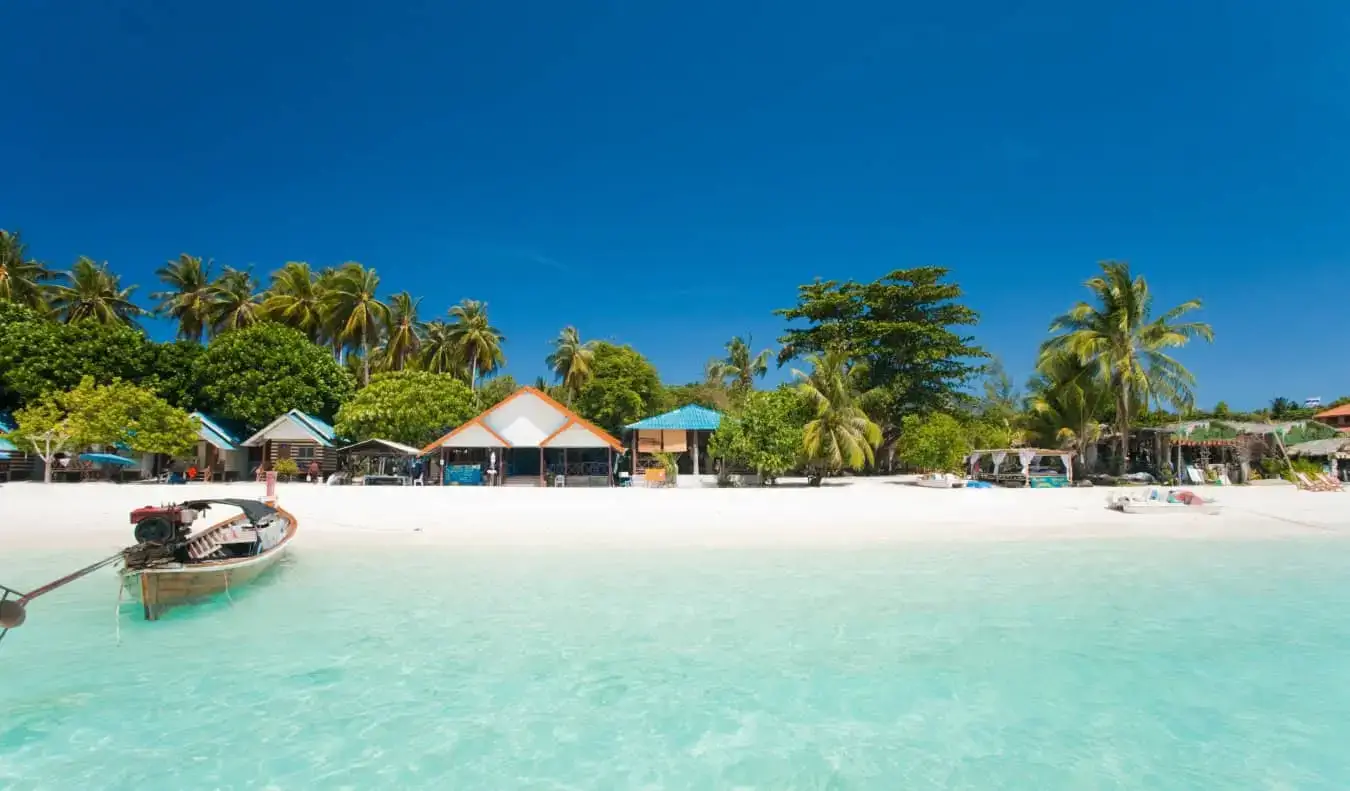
(124, 505, 199, 565)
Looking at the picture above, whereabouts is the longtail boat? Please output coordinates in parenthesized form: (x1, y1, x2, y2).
(121, 498, 298, 620)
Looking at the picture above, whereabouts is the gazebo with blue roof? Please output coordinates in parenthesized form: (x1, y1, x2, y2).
(624, 404, 723, 485)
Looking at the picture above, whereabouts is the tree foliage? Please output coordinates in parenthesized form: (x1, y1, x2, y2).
(193, 322, 354, 430)
(477, 374, 519, 410)
(1042, 261, 1213, 473)
(572, 342, 664, 434)
(776, 267, 985, 442)
(708, 388, 808, 482)
(794, 350, 881, 482)
(335, 370, 478, 447)
(0, 312, 161, 409)
(8, 377, 197, 459)
(896, 413, 968, 472)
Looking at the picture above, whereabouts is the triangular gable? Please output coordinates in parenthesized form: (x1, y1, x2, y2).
(542, 421, 621, 449)
(421, 387, 621, 452)
(242, 410, 336, 447)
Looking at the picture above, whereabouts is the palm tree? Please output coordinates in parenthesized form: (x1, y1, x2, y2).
(1269, 396, 1297, 420)
(49, 257, 144, 325)
(151, 254, 214, 342)
(1041, 261, 1213, 473)
(0, 230, 53, 310)
(721, 334, 771, 393)
(382, 291, 423, 372)
(262, 262, 325, 341)
(314, 266, 345, 357)
(323, 262, 389, 385)
(421, 319, 464, 377)
(793, 349, 881, 485)
(446, 299, 505, 390)
(1026, 351, 1111, 476)
(545, 326, 596, 402)
(208, 267, 263, 334)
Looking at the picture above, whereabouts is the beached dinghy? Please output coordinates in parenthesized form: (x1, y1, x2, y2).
(121, 499, 297, 620)
(1106, 488, 1220, 515)
(916, 473, 967, 489)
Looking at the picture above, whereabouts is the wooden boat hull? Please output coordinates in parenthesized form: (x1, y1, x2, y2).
(122, 506, 297, 620)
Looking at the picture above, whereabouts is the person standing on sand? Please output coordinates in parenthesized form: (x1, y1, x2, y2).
(308, 460, 320, 484)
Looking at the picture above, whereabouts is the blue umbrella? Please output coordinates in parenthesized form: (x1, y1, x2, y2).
(78, 452, 137, 467)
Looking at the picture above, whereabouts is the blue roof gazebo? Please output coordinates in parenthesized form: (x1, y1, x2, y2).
(624, 405, 723, 484)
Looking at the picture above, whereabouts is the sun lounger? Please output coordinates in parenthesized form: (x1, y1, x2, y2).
(1317, 473, 1345, 491)
(1295, 472, 1337, 492)
(1186, 466, 1206, 484)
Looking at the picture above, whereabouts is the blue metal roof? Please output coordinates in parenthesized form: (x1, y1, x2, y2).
(625, 404, 723, 431)
(192, 412, 244, 451)
(0, 437, 17, 453)
(291, 410, 337, 447)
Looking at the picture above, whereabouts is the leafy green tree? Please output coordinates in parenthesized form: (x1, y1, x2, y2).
(50, 257, 144, 325)
(1025, 351, 1110, 474)
(708, 388, 808, 483)
(897, 412, 968, 472)
(7, 377, 198, 482)
(323, 262, 389, 385)
(193, 322, 354, 430)
(420, 319, 465, 378)
(208, 267, 263, 334)
(719, 334, 771, 395)
(663, 381, 732, 412)
(0, 314, 160, 409)
(793, 350, 881, 484)
(152, 254, 214, 342)
(147, 340, 206, 411)
(262, 262, 325, 342)
(573, 342, 664, 434)
(446, 299, 505, 390)
(381, 292, 423, 372)
(335, 370, 478, 447)
(1042, 261, 1213, 473)
(776, 267, 985, 445)
(477, 374, 519, 410)
(0, 230, 53, 311)
(545, 325, 596, 403)
(1268, 397, 1298, 420)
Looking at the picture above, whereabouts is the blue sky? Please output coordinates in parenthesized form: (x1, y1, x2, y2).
(4, 0, 1348, 409)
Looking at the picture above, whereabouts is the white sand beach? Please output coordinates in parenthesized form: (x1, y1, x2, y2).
(1, 478, 1346, 554)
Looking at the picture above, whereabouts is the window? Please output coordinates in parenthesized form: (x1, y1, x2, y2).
(292, 444, 316, 462)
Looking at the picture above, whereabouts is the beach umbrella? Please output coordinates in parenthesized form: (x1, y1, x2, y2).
(78, 452, 137, 467)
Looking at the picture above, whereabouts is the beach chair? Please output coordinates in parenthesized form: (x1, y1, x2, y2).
(1295, 472, 1334, 492)
(1317, 473, 1345, 491)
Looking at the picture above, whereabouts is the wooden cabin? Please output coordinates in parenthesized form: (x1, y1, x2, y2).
(241, 410, 339, 477)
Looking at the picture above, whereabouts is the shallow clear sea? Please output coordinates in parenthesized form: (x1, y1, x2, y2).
(3, 538, 1350, 790)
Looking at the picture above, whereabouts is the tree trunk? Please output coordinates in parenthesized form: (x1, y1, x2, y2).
(471, 353, 479, 391)
(1116, 385, 1130, 476)
(362, 339, 370, 386)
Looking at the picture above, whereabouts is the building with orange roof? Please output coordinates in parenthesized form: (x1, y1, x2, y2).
(421, 386, 622, 486)
(1313, 403, 1350, 434)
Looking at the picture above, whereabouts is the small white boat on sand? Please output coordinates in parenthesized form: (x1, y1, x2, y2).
(916, 473, 967, 489)
(1107, 487, 1221, 515)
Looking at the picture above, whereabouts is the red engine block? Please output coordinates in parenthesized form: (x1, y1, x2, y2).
(129, 505, 186, 525)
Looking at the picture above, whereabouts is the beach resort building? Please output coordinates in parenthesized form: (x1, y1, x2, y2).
(241, 409, 340, 476)
(1313, 404, 1350, 434)
(624, 404, 722, 486)
(0, 412, 27, 482)
(421, 386, 622, 486)
(190, 412, 251, 481)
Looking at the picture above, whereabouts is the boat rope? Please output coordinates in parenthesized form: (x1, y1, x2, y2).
(14, 552, 125, 606)
(223, 570, 233, 606)
(113, 575, 125, 647)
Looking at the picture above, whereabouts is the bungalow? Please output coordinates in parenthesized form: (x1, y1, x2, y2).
(241, 410, 340, 477)
(1313, 404, 1350, 434)
(0, 412, 24, 482)
(191, 412, 251, 481)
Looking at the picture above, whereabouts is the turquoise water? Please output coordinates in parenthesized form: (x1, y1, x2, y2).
(3, 539, 1350, 789)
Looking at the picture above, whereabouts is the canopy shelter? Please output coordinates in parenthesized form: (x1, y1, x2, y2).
(968, 448, 1074, 488)
(421, 387, 623, 487)
(1287, 437, 1350, 482)
(624, 405, 723, 487)
(338, 439, 424, 485)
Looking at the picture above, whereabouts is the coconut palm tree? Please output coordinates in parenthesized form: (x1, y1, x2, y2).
(262, 262, 325, 341)
(1041, 261, 1213, 473)
(0, 230, 53, 310)
(1025, 351, 1111, 476)
(793, 349, 881, 485)
(420, 319, 464, 377)
(721, 334, 771, 393)
(49, 257, 144, 325)
(381, 291, 423, 372)
(208, 267, 263, 334)
(314, 266, 346, 357)
(151, 254, 214, 342)
(545, 326, 595, 402)
(446, 299, 505, 391)
(323, 262, 389, 386)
